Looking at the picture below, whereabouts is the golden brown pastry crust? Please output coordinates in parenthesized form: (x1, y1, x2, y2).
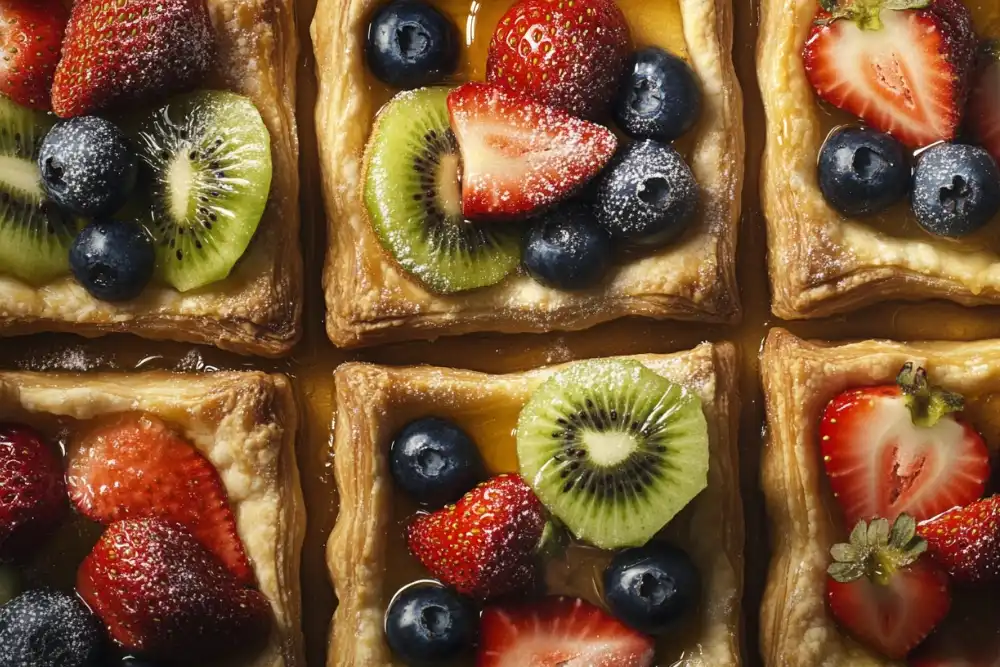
(758, 328, 1000, 666)
(0, 370, 306, 667)
(0, 0, 302, 358)
(312, 0, 744, 348)
(327, 342, 744, 666)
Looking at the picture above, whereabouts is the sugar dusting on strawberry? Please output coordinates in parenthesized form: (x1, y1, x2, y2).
(920, 495, 1000, 584)
(0, 0, 67, 111)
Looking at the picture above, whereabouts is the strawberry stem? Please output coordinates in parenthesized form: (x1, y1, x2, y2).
(896, 363, 964, 428)
(818, 0, 931, 31)
(828, 515, 927, 585)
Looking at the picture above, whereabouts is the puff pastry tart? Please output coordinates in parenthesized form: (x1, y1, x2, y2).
(760, 0, 1000, 319)
(312, 0, 744, 348)
(0, 371, 304, 667)
(328, 342, 743, 665)
(0, 0, 302, 357)
(761, 328, 1000, 665)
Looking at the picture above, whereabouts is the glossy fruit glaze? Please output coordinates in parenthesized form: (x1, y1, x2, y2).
(3, 0, 1000, 666)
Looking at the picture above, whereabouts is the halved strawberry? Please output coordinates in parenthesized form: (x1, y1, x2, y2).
(65, 413, 253, 585)
(478, 596, 655, 667)
(919, 495, 1000, 583)
(803, 0, 976, 149)
(820, 362, 990, 526)
(0, 0, 67, 110)
(447, 82, 617, 220)
(968, 41, 1000, 168)
(826, 515, 951, 659)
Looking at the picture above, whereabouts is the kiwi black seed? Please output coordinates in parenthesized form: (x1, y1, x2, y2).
(517, 359, 710, 549)
(363, 86, 522, 293)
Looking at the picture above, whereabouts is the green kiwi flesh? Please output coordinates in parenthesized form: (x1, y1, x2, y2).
(364, 87, 521, 293)
(517, 359, 710, 549)
(0, 97, 81, 285)
(132, 90, 272, 292)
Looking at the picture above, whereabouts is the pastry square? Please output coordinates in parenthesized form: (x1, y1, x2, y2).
(327, 342, 744, 665)
(759, 0, 1000, 319)
(0, 0, 302, 357)
(0, 370, 305, 667)
(312, 0, 744, 348)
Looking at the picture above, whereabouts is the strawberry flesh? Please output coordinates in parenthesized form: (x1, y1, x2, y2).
(447, 82, 617, 219)
(969, 42, 1000, 169)
(919, 495, 1000, 583)
(0, 0, 67, 111)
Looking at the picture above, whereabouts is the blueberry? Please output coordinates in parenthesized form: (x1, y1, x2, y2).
(366, 0, 459, 89)
(603, 542, 701, 635)
(523, 203, 612, 290)
(595, 140, 699, 247)
(70, 220, 155, 302)
(39, 117, 138, 218)
(384, 583, 475, 665)
(912, 143, 1000, 238)
(614, 47, 702, 142)
(818, 127, 911, 218)
(0, 589, 104, 667)
(390, 417, 484, 507)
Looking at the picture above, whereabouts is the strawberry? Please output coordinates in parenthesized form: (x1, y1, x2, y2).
(802, 0, 976, 149)
(0, 0, 67, 110)
(478, 596, 655, 667)
(447, 83, 617, 219)
(485, 0, 631, 118)
(826, 514, 951, 659)
(909, 596, 1000, 666)
(50, 0, 215, 118)
(0, 423, 67, 563)
(77, 518, 271, 662)
(65, 413, 252, 585)
(968, 41, 1000, 168)
(919, 496, 1000, 584)
(406, 473, 547, 600)
(819, 362, 990, 526)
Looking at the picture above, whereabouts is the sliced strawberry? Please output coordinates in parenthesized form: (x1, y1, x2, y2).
(919, 495, 1000, 583)
(827, 515, 951, 659)
(65, 413, 252, 585)
(478, 596, 655, 667)
(820, 363, 990, 526)
(447, 82, 617, 219)
(0, 0, 67, 110)
(968, 41, 1000, 168)
(803, 0, 976, 149)
(51, 0, 214, 118)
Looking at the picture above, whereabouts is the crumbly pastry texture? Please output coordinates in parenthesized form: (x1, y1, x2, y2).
(759, 0, 1000, 319)
(0, 0, 302, 357)
(0, 370, 306, 667)
(327, 343, 744, 666)
(312, 0, 744, 348)
(759, 328, 1000, 666)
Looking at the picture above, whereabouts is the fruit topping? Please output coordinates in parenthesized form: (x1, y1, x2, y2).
(39, 117, 138, 218)
(517, 359, 709, 549)
(817, 126, 911, 217)
(0, 0, 68, 111)
(522, 201, 612, 290)
(65, 413, 253, 585)
(384, 582, 477, 666)
(826, 515, 950, 659)
(919, 495, 1000, 584)
(390, 416, 485, 507)
(478, 596, 655, 667)
(912, 142, 1000, 238)
(603, 542, 701, 635)
(0, 423, 67, 563)
(364, 87, 521, 293)
(595, 140, 699, 248)
(447, 82, 617, 220)
(969, 41, 1000, 168)
(614, 47, 702, 143)
(366, 0, 459, 89)
(132, 90, 272, 292)
(77, 518, 271, 662)
(802, 0, 976, 149)
(70, 220, 155, 302)
(51, 0, 215, 118)
(819, 362, 989, 526)
(405, 473, 546, 600)
(0, 589, 104, 667)
(485, 0, 631, 119)
(0, 565, 18, 605)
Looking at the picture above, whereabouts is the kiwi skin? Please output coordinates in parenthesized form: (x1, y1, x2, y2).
(516, 359, 710, 549)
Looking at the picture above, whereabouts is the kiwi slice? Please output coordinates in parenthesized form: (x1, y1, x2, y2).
(364, 87, 521, 293)
(517, 359, 710, 549)
(131, 90, 272, 292)
(0, 98, 81, 285)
